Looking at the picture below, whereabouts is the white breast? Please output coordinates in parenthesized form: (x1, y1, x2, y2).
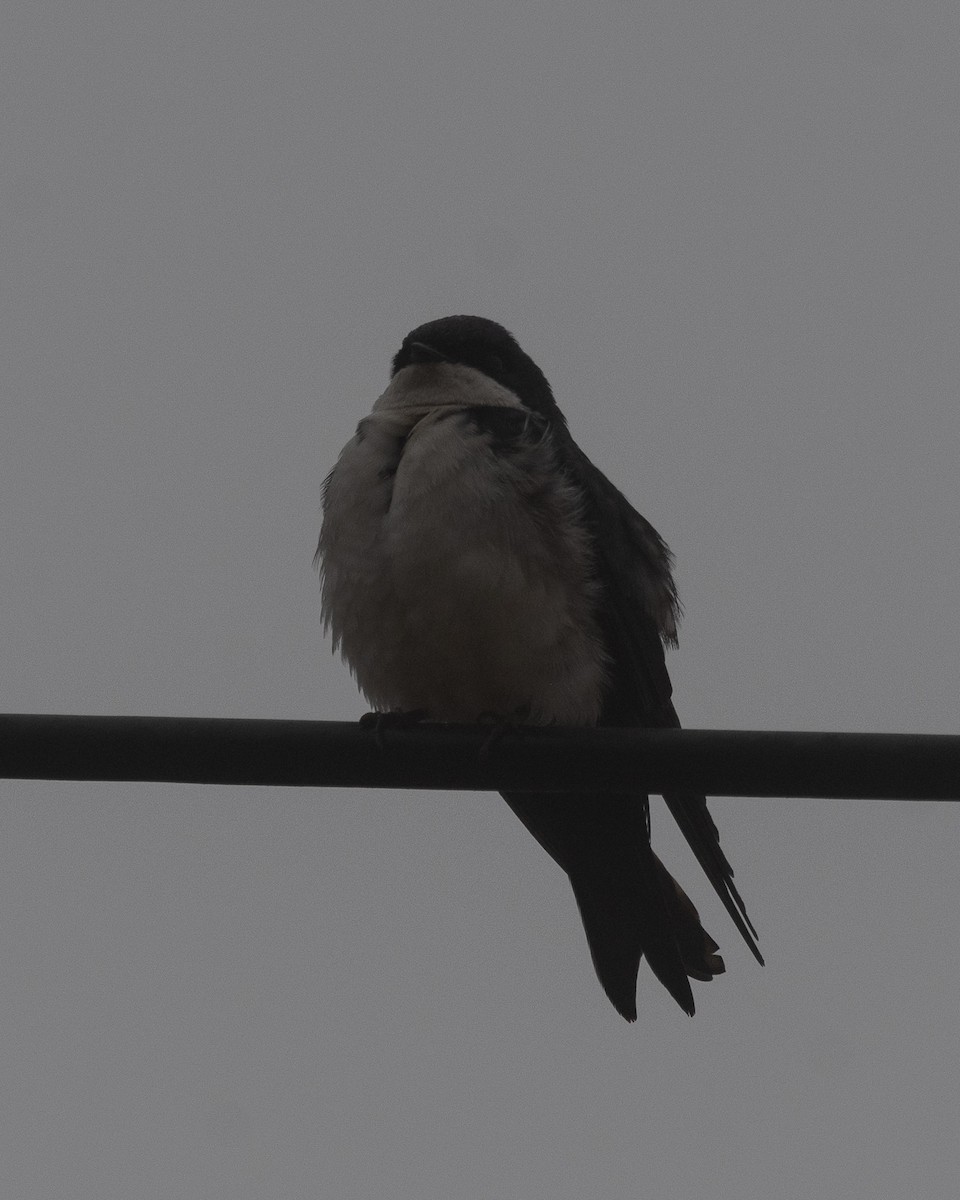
(318, 364, 608, 725)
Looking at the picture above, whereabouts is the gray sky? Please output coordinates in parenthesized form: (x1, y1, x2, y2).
(2, 2, 958, 1197)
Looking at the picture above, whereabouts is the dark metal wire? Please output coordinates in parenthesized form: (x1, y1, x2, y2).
(1, 714, 958, 798)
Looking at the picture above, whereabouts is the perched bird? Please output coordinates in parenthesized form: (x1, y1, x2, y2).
(316, 314, 762, 1019)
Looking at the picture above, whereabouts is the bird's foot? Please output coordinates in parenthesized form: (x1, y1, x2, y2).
(476, 705, 531, 759)
(359, 708, 431, 750)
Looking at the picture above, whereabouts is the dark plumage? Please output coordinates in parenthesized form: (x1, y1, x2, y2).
(319, 314, 762, 1018)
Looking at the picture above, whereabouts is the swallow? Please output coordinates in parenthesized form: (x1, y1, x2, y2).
(316, 314, 762, 1018)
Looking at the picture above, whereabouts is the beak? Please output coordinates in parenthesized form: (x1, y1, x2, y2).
(407, 340, 446, 364)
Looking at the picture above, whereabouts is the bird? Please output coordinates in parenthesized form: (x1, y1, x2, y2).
(316, 314, 762, 1019)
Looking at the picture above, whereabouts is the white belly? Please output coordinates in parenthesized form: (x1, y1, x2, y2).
(318, 367, 608, 725)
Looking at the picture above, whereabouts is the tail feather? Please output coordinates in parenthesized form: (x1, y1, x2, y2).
(662, 791, 764, 966)
(566, 870, 646, 1020)
(651, 853, 725, 982)
(567, 844, 726, 1020)
(652, 702, 763, 964)
(501, 787, 741, 1019)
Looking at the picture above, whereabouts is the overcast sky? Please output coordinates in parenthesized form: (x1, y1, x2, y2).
(2, 2, 959, 1197)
